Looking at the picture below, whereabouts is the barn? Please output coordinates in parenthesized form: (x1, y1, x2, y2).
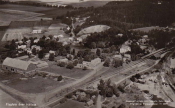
(2, 57, 36, 74)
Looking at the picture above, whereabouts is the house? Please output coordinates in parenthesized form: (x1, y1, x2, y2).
(170, 58, 175, 69)
(113, 54, 122, 60)
(53, 35, 64, 39)
(75, 58, 101, 69)
(31, 45, 41, 51)
(123, 54, 131, 62)
(26, 40, 31, 48)
(77, 37, 83, 42)
(140, 45, 147, 50)
(2, 57, 36, 74)
(45, 37, 50, 40)
(57, 58, 69, 64)
(32, 30, 42, 34)
(63, 41, 68, 46)
(69, 37, 74, 41)
(120, 45, 131, 54)
(86, 100, 94, 106)
(117, 33, 123, 37)
(49, 50, 56, 55)
(17, 45, 27, 50)
(34, 39, 39, 43)
(143, 35, 148, 39)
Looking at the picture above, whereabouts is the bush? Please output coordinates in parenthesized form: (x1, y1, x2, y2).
(58, 62, 66, 67)
(66, 62, 74, 69)
(59, 98, 67, 104)
(118, 85, 125, 93)
(57, 76, 63, 81)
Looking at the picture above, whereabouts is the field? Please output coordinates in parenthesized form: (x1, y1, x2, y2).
(38, 8, 73, 18)
(77, 25, 110, 36)
(70, 1, 109, 7)
(0, 9, 44, 26)
(0, 72, 74, 93)
(132, 26, 161, 33)
(0, 4, 52, 12)
(40, 64, 91, 79)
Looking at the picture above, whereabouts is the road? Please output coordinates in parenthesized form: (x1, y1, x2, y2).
(96, 95, 102, 108)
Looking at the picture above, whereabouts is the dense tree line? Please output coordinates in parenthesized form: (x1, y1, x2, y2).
(63, 0, 175, 34)
(83, 28, 128, 48)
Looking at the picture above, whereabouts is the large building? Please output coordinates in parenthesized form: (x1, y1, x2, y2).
(2, 57, 36, 74)
(75, 58, 101, 69)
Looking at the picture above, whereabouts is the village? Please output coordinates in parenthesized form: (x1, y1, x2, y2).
(0, 0, 175, 108)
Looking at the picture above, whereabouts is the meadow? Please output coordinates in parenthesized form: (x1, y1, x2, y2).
(0, 4, 52, 12)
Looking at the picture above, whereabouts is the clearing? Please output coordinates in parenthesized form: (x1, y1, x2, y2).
(77, 25, 110, 36)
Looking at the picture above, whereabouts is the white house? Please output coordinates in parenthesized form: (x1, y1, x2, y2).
(57, 58, 69, 64)
(75, 58, 101, 69)
(118, 33, 123, 37)
(45, 37, 50, 40)
(31, 45, 41, 51)
(49, 50, 56, 55)
(77, 37, 83, 42)
(113, 54, 122, 60)
(32, 30, 42, 34)
(120, 45, 131, 54)
(17, 45, 27, 50)
(34, 39, 40, 43)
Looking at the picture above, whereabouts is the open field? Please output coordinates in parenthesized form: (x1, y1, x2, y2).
(132, 26, 161, 33)
(38, 8, 73, 18)
(70, 1, 109, 7)
(0, 4, 52, 12)
(0, 9, 44, 26)
(0, 72, 74, 93)
(40, 64, 91, 79)
(77, 25, 110, 36)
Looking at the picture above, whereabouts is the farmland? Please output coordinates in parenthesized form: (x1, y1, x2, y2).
(0, 4, 52, 12)
(0, 72, 75, 93)
(0, 9, 44, 26)
(38, 8, 73, 18)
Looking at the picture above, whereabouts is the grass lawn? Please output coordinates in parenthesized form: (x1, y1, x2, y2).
(0, 4, 52, 12)
(53, 99, 86, 108)
(40, 64, 91, 79)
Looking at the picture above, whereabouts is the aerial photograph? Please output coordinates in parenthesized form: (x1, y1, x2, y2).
(0, 0, 175, 108)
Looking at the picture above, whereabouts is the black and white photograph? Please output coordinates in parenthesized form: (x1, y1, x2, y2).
(0, 0, 175, 108)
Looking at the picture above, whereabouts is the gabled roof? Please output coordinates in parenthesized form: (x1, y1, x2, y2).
(2, 57, 34, 70)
